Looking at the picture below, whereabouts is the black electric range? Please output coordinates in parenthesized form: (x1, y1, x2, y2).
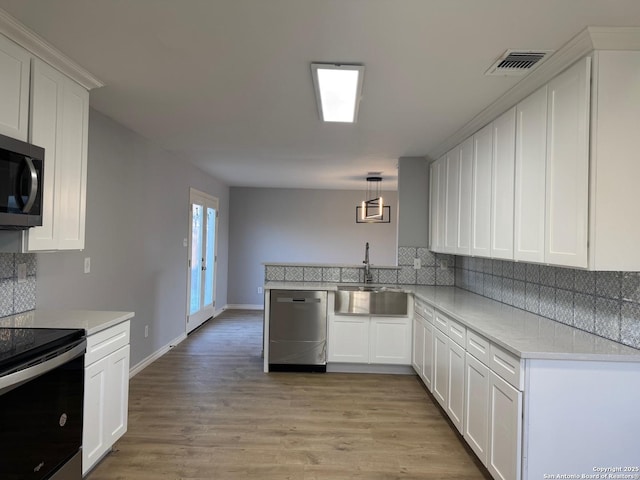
(0, 327, 85, 377)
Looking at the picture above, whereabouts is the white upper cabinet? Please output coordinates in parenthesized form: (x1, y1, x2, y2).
(457, 137, 473, 255)
(490, 107, 516, 260)
(28, 59, 89, 251)
(545, 58, 590, 268)
(0, 34, 30, 141)
(471, 123, 493, 257)
(429, 156, 447, 253)
(444, 146, 460, 254)
(514, 86, 548, 263)
(589, 51, 640, 270)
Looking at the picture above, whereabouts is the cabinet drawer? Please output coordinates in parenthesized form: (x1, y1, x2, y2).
(414, 298, 434, 324)
(466, 330, 490, 365)
(447, 318, 467, 347)
(85, 321, 130, 366)
(489, 344, 522, 390)
(434, 311, 449, 334)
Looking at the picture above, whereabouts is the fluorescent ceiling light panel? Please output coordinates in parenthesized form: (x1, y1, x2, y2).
(311, 63, 364, 123)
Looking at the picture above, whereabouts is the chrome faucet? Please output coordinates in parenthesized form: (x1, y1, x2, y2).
(363, 242, 373, 284)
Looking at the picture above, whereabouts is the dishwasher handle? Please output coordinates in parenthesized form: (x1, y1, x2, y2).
(276, 297, 322, 303)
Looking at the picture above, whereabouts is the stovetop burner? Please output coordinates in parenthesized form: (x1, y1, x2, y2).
(0, 328, 85, 377)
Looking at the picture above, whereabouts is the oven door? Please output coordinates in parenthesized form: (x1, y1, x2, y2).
(0, 351, 84, 480)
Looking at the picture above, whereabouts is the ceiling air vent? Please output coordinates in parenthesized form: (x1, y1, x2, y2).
(485, 50, 553, 76)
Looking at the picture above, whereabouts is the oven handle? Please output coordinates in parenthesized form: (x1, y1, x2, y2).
(0, 340, 86, 396)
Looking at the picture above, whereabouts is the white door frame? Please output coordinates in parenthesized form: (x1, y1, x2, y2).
(186, 188, 219, 334)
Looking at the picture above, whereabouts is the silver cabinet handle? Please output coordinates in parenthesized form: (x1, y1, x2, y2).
(21, 156, 39, 213)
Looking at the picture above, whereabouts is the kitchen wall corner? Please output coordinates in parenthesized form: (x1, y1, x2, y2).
(0, 253, 37, 316)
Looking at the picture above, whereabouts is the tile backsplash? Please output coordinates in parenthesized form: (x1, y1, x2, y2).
(264, 247, 456, 286)
(0, 253, 37, 317)
(455, 256, 640, 350)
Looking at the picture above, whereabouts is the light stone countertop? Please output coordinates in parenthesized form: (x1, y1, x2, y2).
(0, 309, 135, 336)
(264, 281, 640, 362)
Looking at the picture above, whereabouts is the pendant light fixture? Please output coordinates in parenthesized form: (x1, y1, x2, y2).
(360, 174, 384, 221)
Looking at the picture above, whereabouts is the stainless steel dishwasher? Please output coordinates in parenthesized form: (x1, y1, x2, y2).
(269, 290, 327, 372)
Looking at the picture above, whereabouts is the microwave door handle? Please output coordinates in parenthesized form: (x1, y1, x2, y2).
(21, 156, 39, 213)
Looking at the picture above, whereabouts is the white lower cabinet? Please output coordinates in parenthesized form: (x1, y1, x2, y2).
(83, 321, 131, 475)
(328, 313, 411, 365)
(412, 315, 425, 375)
(412, 306, 435, 391)
(432, 327, 449, 408)
(446, 340, 465, 433)
(488, 371, 522, 480)
(464, 353, 490, 465)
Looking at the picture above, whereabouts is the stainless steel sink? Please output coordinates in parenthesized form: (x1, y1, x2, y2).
(335, 285, 408, 316)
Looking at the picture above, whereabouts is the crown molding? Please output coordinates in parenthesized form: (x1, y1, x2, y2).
(427, 26, 640, 161)
(0, 8, 104, 90)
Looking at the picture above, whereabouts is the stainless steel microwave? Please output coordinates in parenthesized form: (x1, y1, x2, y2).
(0, 133, 44, 229)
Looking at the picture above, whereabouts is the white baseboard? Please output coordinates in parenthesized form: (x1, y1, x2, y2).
(225, 304, 264, 310)
(129, 331, 187, 378)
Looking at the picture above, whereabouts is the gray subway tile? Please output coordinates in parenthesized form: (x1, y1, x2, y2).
(575, 270, 596, 295)
(555, 267, 575, 291)
(398, 266, 417, 285)
(378, 269, 398, 284)
(621, 302, 640, 349)
(539, 286, 556, 319)
(540, 265, 555, 287)
(492, 259, 502, 277)
(322, 267, 341, 283)
(513, 263, 526, 281)
(574, 293, 596, 333)
(417, 266, 436, 285)
(482, 258, 492, 274)
(502, 278, 514, 306)
(501, 261, 514, 279)
(555, 289, 575, 325)
(622, 272, 640, 303)
(595, 297, 621, 342)
(265, 265, 284, 281)
(303, 267, 322, 282)
(596, 271, 622, 300)
(525, 282, 540, 314)
(513, 280, 526, 309)
(398, 247, 416, 266)
(526, 263, 540, 284)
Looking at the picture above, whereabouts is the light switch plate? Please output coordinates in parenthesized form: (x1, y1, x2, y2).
(413, 258, 421, 270)
(84, 257, 91, 274)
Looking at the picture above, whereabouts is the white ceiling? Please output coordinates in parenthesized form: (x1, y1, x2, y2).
(1, 1, 640, 190)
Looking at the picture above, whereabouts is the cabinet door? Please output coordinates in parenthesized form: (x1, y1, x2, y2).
(491, 107, 516, 260)
(432, 328, 449, 409)
(488, 371, 523, 480)
(412, 316, 425, 376)
(83, 355, 109, 475)
(444, 147, 460, 253)
(457, 136, 473, 255)
(429, 161, 437, 250)
(423, 320, 434, 392)
(545, 57, 590, 268)
(471, 123, 493, 257)
(328, 316, 369, 363)
(464, 353, 490, 466)
(28, 58, 89, 251)
(446, 340, 465, 433)
(0, 34, 30, 141)
(514, 86, 547, 263)
(28, 59, 64, 250)
(370, 317, 412, 365)
(106, 345, 130, 444)
(430, 156, 447, 253)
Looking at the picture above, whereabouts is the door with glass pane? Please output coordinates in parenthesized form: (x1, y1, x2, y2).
(187, 188, 218, 333)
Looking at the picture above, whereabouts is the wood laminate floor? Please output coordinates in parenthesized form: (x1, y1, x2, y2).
(88, 310, 490, 480)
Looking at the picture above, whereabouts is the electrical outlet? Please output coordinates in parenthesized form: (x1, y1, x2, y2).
(84, 257, 91, 274)
(257, 286, 263, 294)
(439, 260, 448, 271)
(183, 238, 188, 247)
(413, 258, 421, 270)
(17, 263, 27, 283)
(144, 325, 149, 338)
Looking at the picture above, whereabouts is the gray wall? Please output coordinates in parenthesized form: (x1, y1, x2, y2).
(36, 109, 230, 368)
(398, 157, 429, 248)
(228, 187, 398, 305)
